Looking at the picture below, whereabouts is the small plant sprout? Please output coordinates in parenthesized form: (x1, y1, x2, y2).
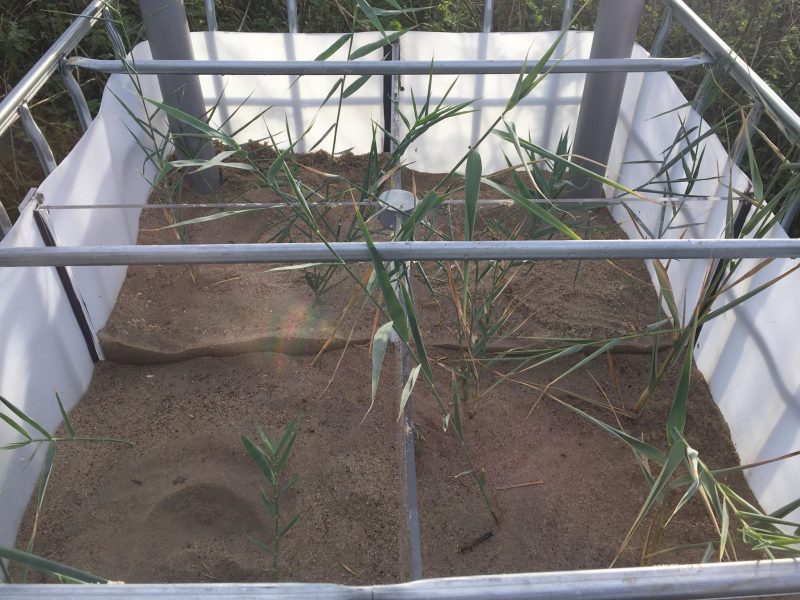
(241, 419, 301, 574)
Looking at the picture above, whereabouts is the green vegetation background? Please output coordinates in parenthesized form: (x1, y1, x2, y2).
(0, 0, 797, 218)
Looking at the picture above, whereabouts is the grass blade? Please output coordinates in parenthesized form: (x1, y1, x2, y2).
(0, 545, 107, 584)
(464, 150, 481, 241)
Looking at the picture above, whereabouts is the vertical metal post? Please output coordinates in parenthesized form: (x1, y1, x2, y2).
(561, 0, 574, 32)
(18, 103, 57, 176)
(138, 0, 220, 193)
(650, 6, 673, 57)
(569, 0, 645, 197)
(287, 0, 298, 33)
(59, 59, 93, 132)
(204, 0, 217, 31)
(385, 39, 422, 582)
(482, 0, 493, 33)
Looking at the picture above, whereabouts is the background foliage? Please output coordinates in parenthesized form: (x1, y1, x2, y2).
(0, 0, 798, 220)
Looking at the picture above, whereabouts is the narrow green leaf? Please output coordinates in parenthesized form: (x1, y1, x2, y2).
(616, 440, 687, 559)
(451, 376, 464, 445)
(355, 0, 385, 34)
(480, 177, 582, 240)
(666, 343, 693, 444)
(653, 260, 680, 325)
(250, 537, 275, 555)
(400, 284, 433, 382)
(0, 396, 51, 439)
(371, 321, 394, 406)
(551, 338, 622, 386)
(0, 545, 107, 584)
(275, 429, 297, 474)
(241, 435, 275, 484)
(55, 393, 75, 439)
(357, 217, 408, 341)
(315, 33, 353, 61)
(280, 513, 302, 538)
(719, 499, 730, 561)
(0, 413, 30, 441)
(550, 396, 667, 465)
(143, 97, 237, 147)
(260, 489, 277, 518)
(464, 150, 481, 241)
(349, 30, 405, 60)
(398, 364, 422, 420)
(342, 75, 372, 98)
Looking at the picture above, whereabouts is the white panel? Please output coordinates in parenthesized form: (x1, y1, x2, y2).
(695, 227, 800, 520)
(2, 29, 799, 551)
(0, 41, 166, 548)
(397, 31, 592, 174)
(192, 32, 386, 154)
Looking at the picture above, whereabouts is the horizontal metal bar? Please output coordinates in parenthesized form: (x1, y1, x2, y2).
(0, 0, 105, 135)
(663, 0, 800, 143)
(66, 55, 714, 76)
(3, 559, 800, 599)
(3, 239, 800, 267)
(39, 196, 738, 210)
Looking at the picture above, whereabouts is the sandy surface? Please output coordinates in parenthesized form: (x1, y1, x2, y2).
(16, 153, 757, 583)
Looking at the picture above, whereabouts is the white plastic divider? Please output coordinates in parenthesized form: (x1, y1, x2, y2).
(192, 32, 386, 153)
(604, 48, 800, 520)
(397, 31, 590, 173)
(1, 30, 799, 553)
(0, 41, 167, 547)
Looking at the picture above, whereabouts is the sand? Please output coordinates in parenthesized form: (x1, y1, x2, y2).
(15, 152, 758, 583)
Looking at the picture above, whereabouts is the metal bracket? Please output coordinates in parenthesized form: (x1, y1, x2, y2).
(18, 103, 57, 176)
(33, 199, 104, 363)
(59, 57, 93, 132)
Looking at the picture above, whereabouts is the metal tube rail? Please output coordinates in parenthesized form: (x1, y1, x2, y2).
(3, 558, 800, 599)
(3, 239, 800, 267)
(0, 0, 106, 135)
(66, 55, 714, 76)
(287, 0, 298, 33)
(204, 0, 217, 31)
(662, 0, 800, 143)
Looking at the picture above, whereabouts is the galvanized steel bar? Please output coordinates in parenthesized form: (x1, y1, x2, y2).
(0, 0, 105, 135)
(569, 0, 645, 198)
(59, 59, 93, 132)
(139, 0, 220, 193)
(561, 0, 574, 32)
(482, 0, 493, 33)
(3, 558, 800, 598)
(204, 0, 217, 31)
(287, 0, 298, 33)
(4, 239, 800, 267)
(663, 0, 800, 143)
(66, 55, 714, 75)
(18, 103, 57, 176)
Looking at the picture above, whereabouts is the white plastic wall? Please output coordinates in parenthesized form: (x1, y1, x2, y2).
(1, 30, 799, 550)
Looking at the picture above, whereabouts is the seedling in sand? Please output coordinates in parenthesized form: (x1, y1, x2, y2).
(241, 419, 301, 575)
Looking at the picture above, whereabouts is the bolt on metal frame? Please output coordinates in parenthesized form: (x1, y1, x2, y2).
(2, 0, 800, 597)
